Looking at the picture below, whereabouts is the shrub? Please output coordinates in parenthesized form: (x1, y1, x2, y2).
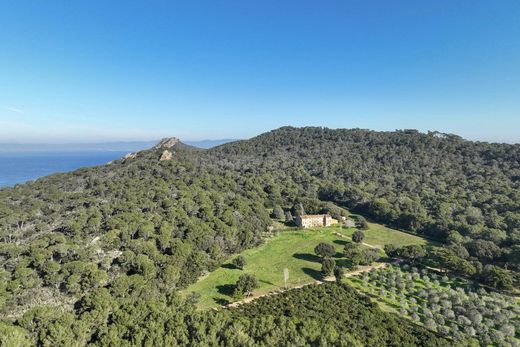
(232, 255, 247, 270)
(321, 258, 336, 277)
(315, 242, 336, 258)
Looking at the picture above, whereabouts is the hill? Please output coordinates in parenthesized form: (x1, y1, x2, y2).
(0, 126, 519, 345)
(209, 127, 520, 286)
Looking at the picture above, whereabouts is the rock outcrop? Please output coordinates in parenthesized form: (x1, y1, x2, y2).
(123, 152, 137, 160)
(154, 137, 180, 149)
(159, 150, 173, 161)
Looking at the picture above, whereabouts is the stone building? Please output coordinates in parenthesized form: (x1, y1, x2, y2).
(295, 214, 338, 228)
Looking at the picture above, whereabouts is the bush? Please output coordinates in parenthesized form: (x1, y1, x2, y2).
(321, 258, 336, 277)
(334, 266, 345, 283)
(233, 274, 258, 298)
(352, 230, 365, 243)
(232, 255, 247, 270)
(314, 242, 336, 258)
(355, 216, 369, 230)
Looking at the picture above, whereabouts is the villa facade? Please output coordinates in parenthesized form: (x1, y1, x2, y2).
(295, 214, 338, 228)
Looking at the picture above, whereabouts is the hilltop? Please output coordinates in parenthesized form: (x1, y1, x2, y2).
(0, 126, 519, 345)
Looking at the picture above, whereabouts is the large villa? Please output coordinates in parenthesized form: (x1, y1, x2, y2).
(295, 214, 338, 228)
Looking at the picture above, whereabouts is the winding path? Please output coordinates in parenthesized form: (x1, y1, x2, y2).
(224, 262, 388, 308)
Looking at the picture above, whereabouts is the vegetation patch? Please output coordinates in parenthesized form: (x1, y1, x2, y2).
(184, 224, 427, 309)
(346, 264, 520, 346)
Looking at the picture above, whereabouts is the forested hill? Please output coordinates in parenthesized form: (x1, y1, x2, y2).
(208, 127, 520, 285)
(0, 126, 519, 345)
(211, 127, 520, 241)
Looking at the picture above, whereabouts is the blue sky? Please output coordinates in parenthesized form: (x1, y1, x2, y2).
(1, 1, 519, 143)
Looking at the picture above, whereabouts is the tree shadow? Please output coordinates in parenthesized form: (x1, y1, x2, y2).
(216, 284, 235, 296)
(333, 239, 348, 246)
(221, 263, 237, 270)
(259, 279, 275, 286)
(302, 267, 323, 281)
(378, 256, 393, 263)
(214, 297, 230, 306)
(293, 253, 321, 263)
(335, 259, 355, 268)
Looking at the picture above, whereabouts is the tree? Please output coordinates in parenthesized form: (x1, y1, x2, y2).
(186, 292, 201, 305)
(352, 230, 365, 243)
(293, 203, 305, 217)
(272, 205, 285, 220)
(356, 216, 369, 230)
(399, 245, 427, 264)
(446, 230, 465, 245)
(361, 249, 380, 265)
(333, 266, 344, 283)
(343, 241, 364, 266)
(467, 239, 502, 261)
(321, 258, 336, 277)
(232, 255, 246, 270)
(424, 318, 437, 331)
(284, 211, 294, 222)
(506, 245, 520, 270)
(466, 309, 482, 326)
(314, 242, 336, 258)
(233, 274, 259, 298)
(447, 243, 469, 259)
(433, 248, 476, 277)
(384, 244, 398, 258)
(480, 265, 513, 290)
(0, 322, 32, 347)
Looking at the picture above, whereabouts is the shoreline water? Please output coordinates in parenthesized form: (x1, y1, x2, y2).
(0, 151, 128, 188)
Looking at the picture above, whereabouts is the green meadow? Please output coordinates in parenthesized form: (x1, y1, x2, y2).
(183, 223, 428, 310)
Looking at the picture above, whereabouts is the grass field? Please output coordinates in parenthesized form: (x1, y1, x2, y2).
(183, 223, 429, 309)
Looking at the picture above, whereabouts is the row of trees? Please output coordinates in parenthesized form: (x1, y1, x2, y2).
(385, 243, 515, 290)
(358, 266, 519, 346)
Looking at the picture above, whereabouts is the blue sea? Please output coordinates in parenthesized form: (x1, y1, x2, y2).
(0, 151, 128, 188)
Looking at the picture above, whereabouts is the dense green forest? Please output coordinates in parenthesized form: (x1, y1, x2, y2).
(1, 126, 519, 345)
(209, 127, 520, 288)
(1, 283, 452, 346)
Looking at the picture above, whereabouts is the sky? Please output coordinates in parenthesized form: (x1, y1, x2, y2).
(1, 1, 519, 144)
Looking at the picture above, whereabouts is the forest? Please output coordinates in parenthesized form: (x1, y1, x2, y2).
(1, 282, 452, 346)
(0, 126, 519, 345)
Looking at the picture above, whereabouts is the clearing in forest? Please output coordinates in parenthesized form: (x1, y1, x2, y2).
(183, 222, 428, 310)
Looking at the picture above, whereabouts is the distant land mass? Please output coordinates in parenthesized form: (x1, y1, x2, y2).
(0, 139, 237, 152)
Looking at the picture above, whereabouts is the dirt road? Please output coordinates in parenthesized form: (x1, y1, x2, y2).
(225, 262, 388, 308)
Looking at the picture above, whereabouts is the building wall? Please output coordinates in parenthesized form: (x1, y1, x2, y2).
(296, 214, 337, 228)
(324, 215, 338, 227)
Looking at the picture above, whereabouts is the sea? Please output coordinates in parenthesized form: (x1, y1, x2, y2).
(0, 151, 128, 188)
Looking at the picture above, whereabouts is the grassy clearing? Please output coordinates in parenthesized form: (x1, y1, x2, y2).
(343, 222, 430, 248)
(183, 223, 427, 310)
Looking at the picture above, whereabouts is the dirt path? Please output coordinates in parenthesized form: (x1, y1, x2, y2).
(332, 231, 381, 250)
(225, 262, 388, 308)
(362, 242, 380, 249)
